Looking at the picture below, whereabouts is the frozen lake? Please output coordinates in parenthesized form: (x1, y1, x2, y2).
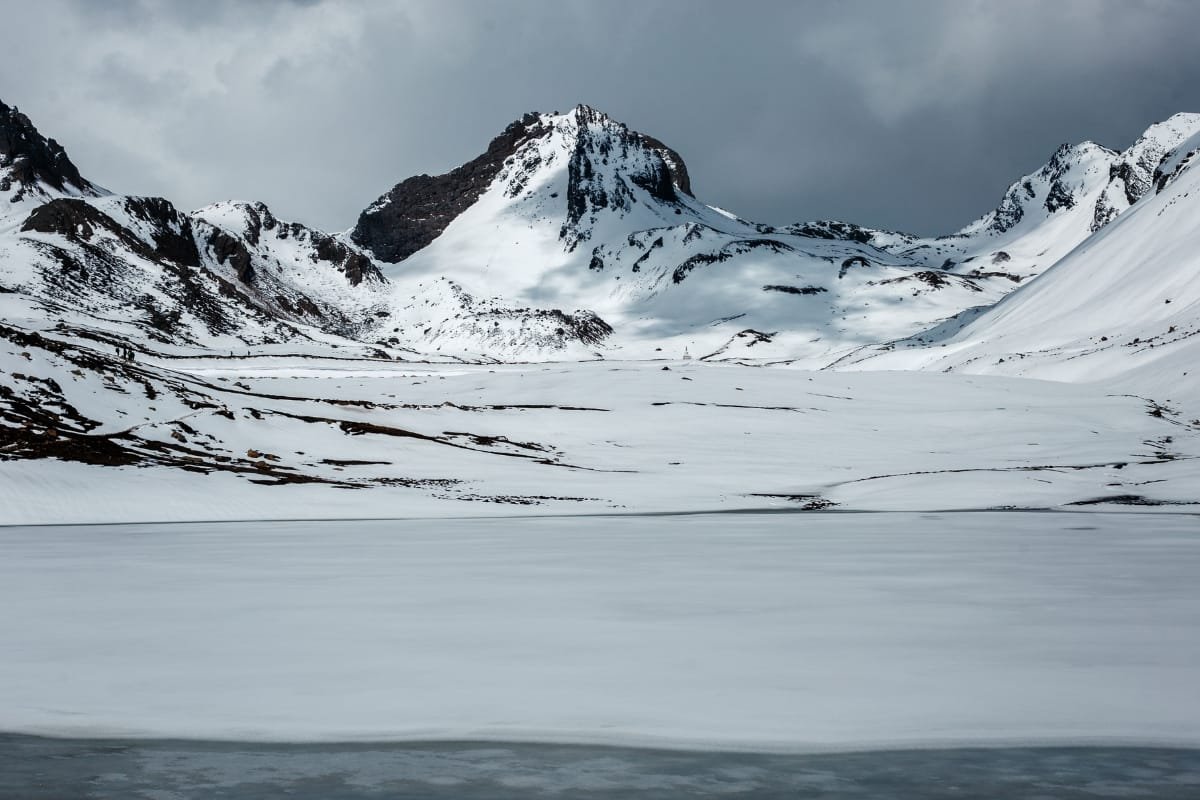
(5, 736, 1200, 799)
(2, 512, 1199, 757)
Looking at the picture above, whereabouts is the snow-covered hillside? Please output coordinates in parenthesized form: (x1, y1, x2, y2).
(0, 193, 414, 357)
(2, 314, 1197, 523)
(356, 105, 1083, 362)
(1, 100, 418, 357)
(844, 127, 1200, 415)
(854, 113, 1200, 283)
(5, 98, 1196, 365)
(3, 97, 1200, 521)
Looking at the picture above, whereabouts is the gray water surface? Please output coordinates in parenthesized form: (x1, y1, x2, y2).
(4, 736, 1200, 799)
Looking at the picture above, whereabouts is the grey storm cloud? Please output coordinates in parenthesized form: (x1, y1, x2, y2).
(2, 0, 1199, 235)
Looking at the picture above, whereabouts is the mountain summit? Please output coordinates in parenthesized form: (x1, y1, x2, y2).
(351, 105, 693, 263)
(845, 125, 1200, 404)
(1, 100, 103, 215)
(1, 96, 1198, 366)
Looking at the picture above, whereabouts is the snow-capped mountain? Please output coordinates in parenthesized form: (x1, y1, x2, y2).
(815, 113, 1200, 286)
(843, 127, 1200, 414)
(0, 192, 409, 356)
(350, 105, 1061, 362)
(2, 97, 1197, 368)
(352, 107, 694, 263)
(1, 100, 107, 224)
(0, 103, 411, 357)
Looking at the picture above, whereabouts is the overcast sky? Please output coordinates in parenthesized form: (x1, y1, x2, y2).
(2, 0, 1198, 235)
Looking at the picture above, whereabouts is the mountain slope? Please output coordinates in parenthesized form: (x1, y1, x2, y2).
(805, 113, 1200, 288)
(842, 128, 1200, 413)
(0, 193, 406, 355)
(356, 105, 1043, 362)
(2, 97, 1197, 368)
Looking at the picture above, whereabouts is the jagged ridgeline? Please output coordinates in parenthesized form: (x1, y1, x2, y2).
(2, 99, 1199, 363)
(0, 100, 98, 202)
(352, 107, 691, 263)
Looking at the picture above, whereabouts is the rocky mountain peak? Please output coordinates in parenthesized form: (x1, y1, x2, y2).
(957, 139, 1114, 237)
(564, 104, 692, 197)
(1091, 112, 1200, 230)
(0, 99, 99, 203)
(350, 105, 694, 263)
(194, 200, 383, 287)
(554, 105, 693, 250)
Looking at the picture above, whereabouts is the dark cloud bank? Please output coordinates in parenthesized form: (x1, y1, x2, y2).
(1, 0, 1198, 235)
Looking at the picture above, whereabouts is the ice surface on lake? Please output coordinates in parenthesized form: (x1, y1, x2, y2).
(1, 512, 1198, 750)
(5, 737, 1200, 799)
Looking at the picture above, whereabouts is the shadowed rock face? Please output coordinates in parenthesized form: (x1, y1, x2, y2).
(206, 227, 256, 284)
(217, 201, 384, 286)
(351, 113, 554, 263)
(0, 100, 94, 197)
(22, 197, 201, 269)
(19, 197, 251, 340)
(558, 105, 693, 251)
(638, 132, 691, 198)
(350, 105, 694, 264)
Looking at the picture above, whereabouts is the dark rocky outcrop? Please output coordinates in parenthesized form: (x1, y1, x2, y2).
(536, 308, 613, 346)
(125, 197, 202, 267)
(787, 220, 876, 243)
(988, 178, 1035, 234)
(1110, 160, 1143, 206)
(21, 197, 111, 239)
(1043, 177, 1077, 213)
(222, 201, 382, 286)
(205, 227, 256, 284)
(310, 229, 382, 286)
(352, 105, 694, 263)
(560, 105, 691, 249)
(351, 112, 553, 263)
(23, 196, 200, 268)
(763, 284, 826, 295)
(1, 100, 95, 198)
(637, 133, 691, 197)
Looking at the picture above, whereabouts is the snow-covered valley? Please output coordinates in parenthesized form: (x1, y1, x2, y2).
(2, 92, 1199, 760)
(3, 97, 1199, 520)
(1, 348, 1197, 524)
